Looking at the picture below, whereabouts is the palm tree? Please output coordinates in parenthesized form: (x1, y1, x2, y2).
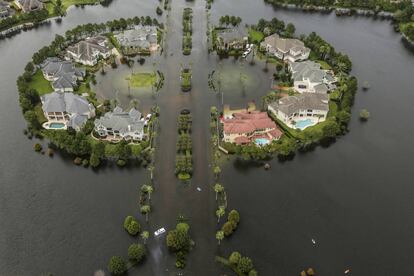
(141, 205, 151, 222)
(148, 165, 155, 180)
(216, 206, 225, 223)
(213, 166, 221, 180)
(141, 231, 149, 244)
(146, 185, 154, 201)
(216, 230, 224, 245)
(213, 183, 224, 201)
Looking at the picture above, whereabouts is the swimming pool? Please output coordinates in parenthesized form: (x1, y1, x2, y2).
(255, 138, 270, 146)
(294, 119, 315, 130)
(49, 122, 66, 129)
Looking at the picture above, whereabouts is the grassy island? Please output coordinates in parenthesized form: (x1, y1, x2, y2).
(214, 17, 357, 161)
(180, 68, 192, 92)
(17, 17, 161, 168)
(127, 72, 157, 88)
(182, 8, 193, 55)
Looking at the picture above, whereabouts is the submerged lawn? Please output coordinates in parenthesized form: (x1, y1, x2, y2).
(127, 72, 157, 88)
(28, 70, 53, 96)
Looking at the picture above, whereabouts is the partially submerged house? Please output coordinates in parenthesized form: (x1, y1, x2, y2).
(66, 36, 112, 66)
(289, 60, 336, 94)
(14, 0, 43, 13)
(94, 107, 145, 142)
(260, 33, 310, 62)
(222, 111, 282, 145)
(41, 91, 95, 131)
(114, 26, 158, 55)
(215, 28, 247, 51)
(40, 58, 85, 92)
(268, 93, 329, 129)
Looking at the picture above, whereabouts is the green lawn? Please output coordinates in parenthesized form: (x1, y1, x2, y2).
(127, 72, 157, 88)
(28, 70, 53, 96)
(316, 60, 332, 70)
(46, 0, 101, 14)
(34, 104, 47, 124)
(248, 29, 264, 44)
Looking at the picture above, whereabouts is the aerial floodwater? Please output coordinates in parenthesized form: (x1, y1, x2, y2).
(0, 0, 413, 275)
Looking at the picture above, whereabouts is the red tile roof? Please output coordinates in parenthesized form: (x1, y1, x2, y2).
(234, 136, 250, 144)
(223, 111, 277, 134)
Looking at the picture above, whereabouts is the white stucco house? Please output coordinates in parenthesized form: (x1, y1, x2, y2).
(289, 60, 337, 94)
(268, 93, 329, 129)
(94, 107, 145, 142)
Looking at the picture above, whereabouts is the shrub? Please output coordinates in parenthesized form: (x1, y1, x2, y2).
(359, 109, 370, 121)
(128, 243, 146, 262)
(34, 143, 42, 152)
(229, 251, 241, 265)
(108, 256, 127, 275)
(117, 159, 127, 167)
(237, 257, 254, 274)
(228, 209, 240, 224)
(124, 216, 141, 236)
(222, 221, 234, 236)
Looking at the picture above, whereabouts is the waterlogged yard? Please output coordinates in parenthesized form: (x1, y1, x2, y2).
(127, 72, 157, 88)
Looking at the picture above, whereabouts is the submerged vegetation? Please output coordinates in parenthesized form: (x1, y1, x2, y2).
(175, 112, 193, 180)
(182, 8, 193, 55)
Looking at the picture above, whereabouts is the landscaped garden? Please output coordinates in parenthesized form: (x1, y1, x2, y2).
(182, 8, 193, 55)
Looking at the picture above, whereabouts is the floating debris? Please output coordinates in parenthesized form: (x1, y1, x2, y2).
(264, 163, 271, 170)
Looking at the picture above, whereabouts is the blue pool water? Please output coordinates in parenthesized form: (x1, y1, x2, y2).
(255, 138, 270, 146)
(49, 123, 65, 129)
(295, 119, 315, 130)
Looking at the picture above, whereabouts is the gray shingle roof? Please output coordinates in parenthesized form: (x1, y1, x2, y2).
(41, 58, 85, 90)
(114, 26, 157, 49)
(66, 36, 111, 64)
(269, 93, 329, 116)
(94, 107, 144, 135)
(290, 60, 326, 83)
(262, 33, 310, 55)
(217, 28, 247, 44)
(41, 91, 94, 115)
(17, 0, 43, 12)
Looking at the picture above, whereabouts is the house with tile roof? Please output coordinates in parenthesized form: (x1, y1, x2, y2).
(66, 36, 113, 66)
(222, 110, 282, 145)
(260, 33, 310, 62)
(94, 107, 145, 142)
(268, 93, 329, 129)
(40, 58, 85, 92)
(14, 0, 43, 13)
(289, 60, 337, 94)
(41, 91, 95, 131)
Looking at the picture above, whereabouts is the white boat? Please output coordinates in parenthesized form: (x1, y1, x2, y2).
(311, 239, 316, 244)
